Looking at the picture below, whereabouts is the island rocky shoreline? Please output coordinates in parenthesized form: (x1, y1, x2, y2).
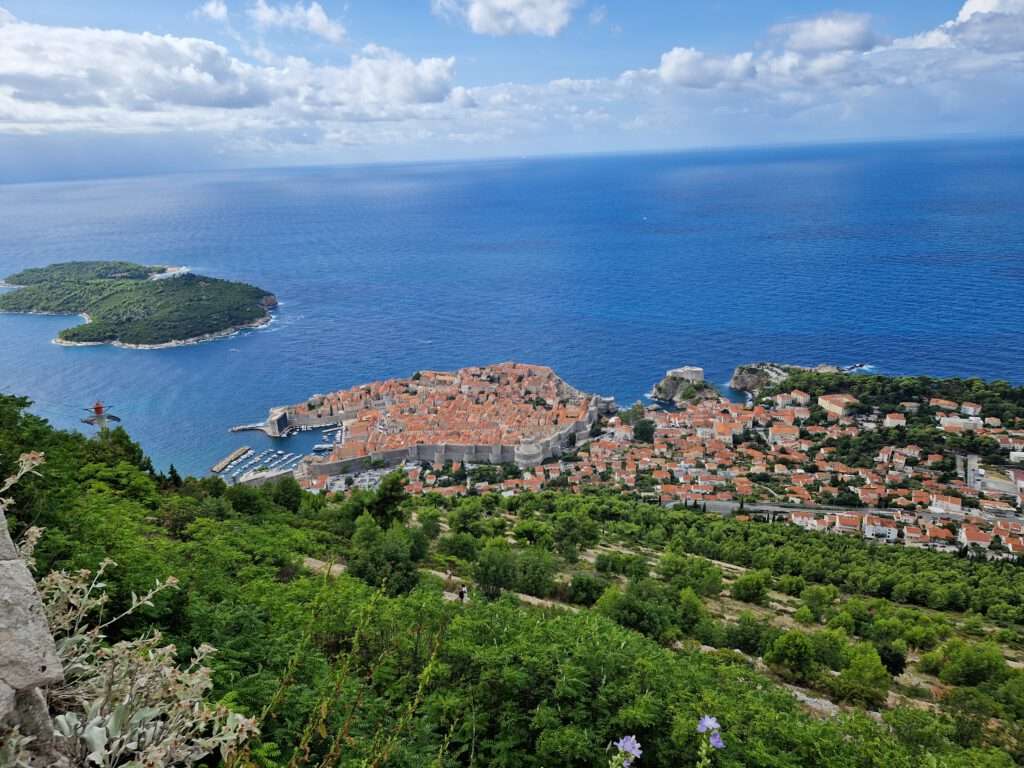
(0, 261, 277, 349)
(51, 311, 276, 350)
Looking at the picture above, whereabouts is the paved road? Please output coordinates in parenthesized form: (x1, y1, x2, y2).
(671, 499, 897, 517)
(672, 499, 1013, 528)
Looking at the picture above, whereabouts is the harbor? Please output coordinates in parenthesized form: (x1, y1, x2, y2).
(211, 419, 349, 485)
(208, 446, 306, 484)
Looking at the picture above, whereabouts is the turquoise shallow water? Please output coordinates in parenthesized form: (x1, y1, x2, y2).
(1, 139, 1022, 475)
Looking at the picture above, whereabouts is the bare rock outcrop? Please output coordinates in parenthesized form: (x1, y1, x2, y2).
(0, 509, 66, 767)
(728, 362, 839, 395)
(651, 366, 717, 406)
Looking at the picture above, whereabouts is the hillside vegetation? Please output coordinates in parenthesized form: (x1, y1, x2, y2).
(3, 395, 1023, 767)
(0, 261, 276, 346)
(762, 371, 1024, 424)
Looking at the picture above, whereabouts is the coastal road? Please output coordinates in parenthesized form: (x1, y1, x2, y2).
(670, 499, 922, 520)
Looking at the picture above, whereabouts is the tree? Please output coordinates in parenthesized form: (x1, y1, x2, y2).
(633, 419, 656, 443)
(794, 605, 815, 625)
(515, 546, 558, 598)
(809, 628, 848, 671)
(437, 532, 479, 562)
(875, 638, 908, 677)
(923, 639, 1007, 687)
(765, 631, 818, 683)
(417, 508, 442, 539)
(657, 553, 722, 597)
(726, 611, 781, 657)
(368, 471, 407, 528)
(996, 670, 1024, 721)
(567, 572, 608, 606)
(777, 574, 807, 596)
(448, 498, 485, 535)
(827, 611, 856, 635)
(730, 570, 772, 605)
(474, 542, 517, 598)
(596, 579, 681, 643)
(271, 475, 304, 513)
(157, 495, 201, 537)
(552, 508, 599, 561)
(347, 513, 418, 595)
(678, 587, 707, 633)
(513, 518, 554, 547)
(943, 687, 1002, 747)
(882, 707, 955, 755)
(833, 644, 890, 707)
(800, 584, 838, 622)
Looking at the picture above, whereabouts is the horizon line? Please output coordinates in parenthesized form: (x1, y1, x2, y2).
(3, 131, 1023, 189)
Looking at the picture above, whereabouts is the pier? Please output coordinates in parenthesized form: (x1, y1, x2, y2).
(230, 422, 272, 435)
(211, 445, 251, 474)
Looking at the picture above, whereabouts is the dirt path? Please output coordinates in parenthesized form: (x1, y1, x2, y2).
(303, 556, 346, 577)
(421, 567, 577, 611)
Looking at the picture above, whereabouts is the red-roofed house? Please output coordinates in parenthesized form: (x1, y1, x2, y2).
(818, 394, 860, 418)
(831, 513, 861, 535)
(930, 494, 963, 516)
(958, 524, 992, 548)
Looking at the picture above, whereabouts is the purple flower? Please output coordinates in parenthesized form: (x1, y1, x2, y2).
(696, 715, 720, 734)
(709, 731, 726, 750)
(614, 735, 642, 766)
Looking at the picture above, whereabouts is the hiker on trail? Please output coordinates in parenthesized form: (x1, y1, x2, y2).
(458, 585, 467, 603)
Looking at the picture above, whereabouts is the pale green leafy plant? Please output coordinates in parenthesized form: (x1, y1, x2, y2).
(2, 451, 257, 767)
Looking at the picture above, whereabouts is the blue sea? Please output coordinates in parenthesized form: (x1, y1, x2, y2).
(1, 139, 1022, 476)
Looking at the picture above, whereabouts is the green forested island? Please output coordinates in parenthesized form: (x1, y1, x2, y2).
(4, 395, 1024, 767)
(0, 260, 277, 347)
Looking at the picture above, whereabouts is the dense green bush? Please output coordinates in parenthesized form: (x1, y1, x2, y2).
(566, 571, 609, 606)
(657, 552, 723, 596)
(920, 639, 1008, 687)
(730, 569, 772, 604)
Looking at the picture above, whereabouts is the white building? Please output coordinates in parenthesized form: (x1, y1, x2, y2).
(862, 515, 899, 542)
(667, 366, 704, 384)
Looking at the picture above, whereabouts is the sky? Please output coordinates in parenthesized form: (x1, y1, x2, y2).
(0, 0, 1022, 181)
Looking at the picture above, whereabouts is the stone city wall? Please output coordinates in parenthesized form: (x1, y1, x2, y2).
(302, 401, 599, 478)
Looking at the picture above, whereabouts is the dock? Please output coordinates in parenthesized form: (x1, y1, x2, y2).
(211, 446, 251, 474)
(230, 422, 271, 435)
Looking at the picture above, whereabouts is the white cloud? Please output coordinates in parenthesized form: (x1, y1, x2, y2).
(313, 45, 455, 109)
(957, 0, 1024, 22)
(247, 0, 345, 43)
(772, 12, 881, 53)
(589, 5, 607, 26)
(0, 1, 1023, 170)
(0, 11, 455, 138)
(657, 47, 755, 88)
(196, 0, 229, 22)
(955, 8, 1024, 51)
(447, 85, 477, 108)
(606, 1, 1024, 138)
(896, 0, 1024, 51)
(431, 0, 580, 37)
